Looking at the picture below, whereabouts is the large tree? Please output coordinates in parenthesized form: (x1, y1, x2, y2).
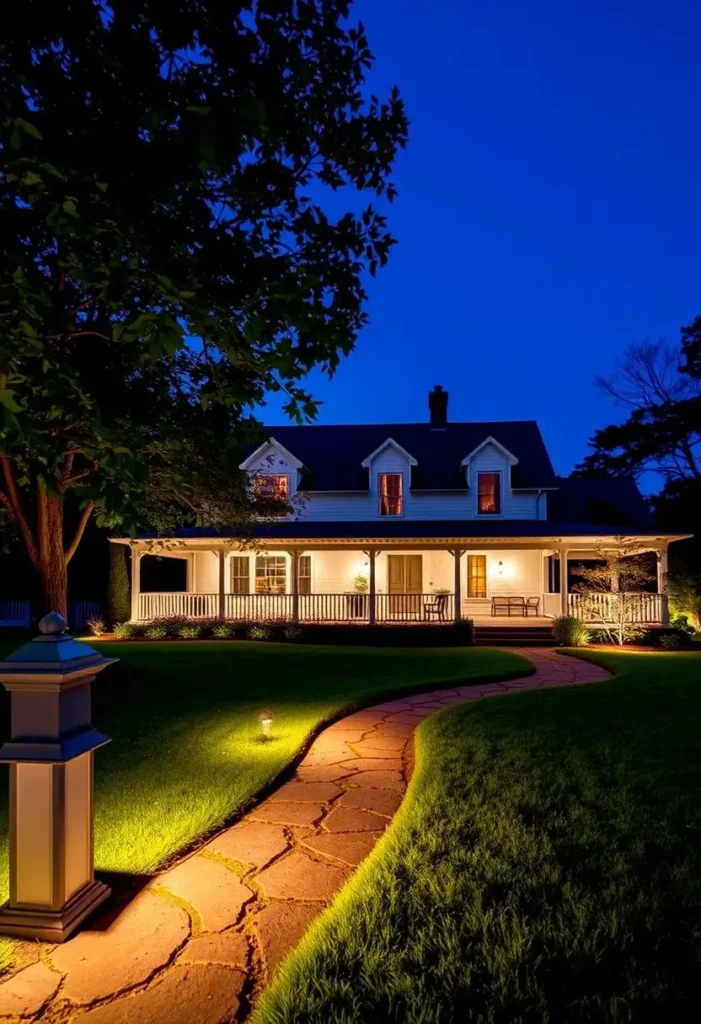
(0, 0, 408, 616)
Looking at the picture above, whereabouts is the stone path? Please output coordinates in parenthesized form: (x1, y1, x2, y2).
(0, 650, 610, 1023)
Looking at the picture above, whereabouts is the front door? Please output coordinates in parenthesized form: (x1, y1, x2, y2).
(387, 555, 423, 617)
(467, 555, 487, 598)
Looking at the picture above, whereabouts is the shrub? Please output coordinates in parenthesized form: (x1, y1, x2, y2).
(212, 621, 236, 639)
(144, 622, 168, 640)
(248, 624, 271, 641)
(86, 615, 106, 637)
(106, 544, 130, 625)
(552, 616, 590, 647)
(113, 621, 141, 640)
(660, 632, 684, 650)
(196, 616, 220, 637)
(177, 621, 202, 639)
(283, 623, 304, 642)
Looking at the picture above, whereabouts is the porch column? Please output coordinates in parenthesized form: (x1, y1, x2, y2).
(217, 550, 226, 620)
(656, 544, 670, 625)
(559, 548, 569, 617)
(289, 550, 300, 623)
(130, 548, 141, 622)
(367, 549, 379, 625)
(451, 548, 464, 623)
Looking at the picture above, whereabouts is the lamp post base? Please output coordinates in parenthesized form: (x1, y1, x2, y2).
(0, 879, 111, 943)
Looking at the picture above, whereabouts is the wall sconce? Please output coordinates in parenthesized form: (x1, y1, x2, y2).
(498, 561, 504, 575)
(259, 711, 273, 741)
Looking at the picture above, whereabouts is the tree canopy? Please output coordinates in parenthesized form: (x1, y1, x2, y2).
(0, 0, 408, 613)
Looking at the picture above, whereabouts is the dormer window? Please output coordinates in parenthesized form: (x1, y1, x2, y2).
(253, 475, 289, 501)
(379, 473, 403, 516)
(477, 472, 501, 515)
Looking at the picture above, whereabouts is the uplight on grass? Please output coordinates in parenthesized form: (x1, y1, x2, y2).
(259, 710, 273, 741)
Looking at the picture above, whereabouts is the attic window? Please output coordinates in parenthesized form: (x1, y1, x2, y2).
(379, 473, 403, 516)
(253, 475, 289, 501)
(477, 473, 501, 515)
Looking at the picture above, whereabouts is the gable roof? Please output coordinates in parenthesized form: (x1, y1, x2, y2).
(244, 421, 557, 491)
(360, 437, 418, 468)
(239, 437, 305, 472)
(460, 436, 519, 467)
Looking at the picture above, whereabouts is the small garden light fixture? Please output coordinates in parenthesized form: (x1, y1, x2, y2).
(259, 710, 273, 741)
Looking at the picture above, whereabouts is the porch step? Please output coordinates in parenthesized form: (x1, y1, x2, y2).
(473, 625, 556, 647)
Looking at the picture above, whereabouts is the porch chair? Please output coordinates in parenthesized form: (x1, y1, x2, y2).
(524, 597, 540, 616)
(423, 593, 450, 621)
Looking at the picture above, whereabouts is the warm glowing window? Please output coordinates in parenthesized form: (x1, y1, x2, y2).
(253, 475, 289, 501)
(467, 555, 487, 598)
(230, 556, 250, 595)
(379, 474, 403, 516)
(255, 556, 287, 593)
(477, 473, 500, 514)
(298, 555, 312, 595)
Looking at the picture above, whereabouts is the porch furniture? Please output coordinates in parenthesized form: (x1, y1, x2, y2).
(525, 597, 540, 616)
(423, 593, 450, 621)
(491, 596, 526, 616)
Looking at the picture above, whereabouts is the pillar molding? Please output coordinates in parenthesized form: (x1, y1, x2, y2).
(451, 548, 465, 623)
(365, 549, 380, 625)
(288, 550, 300, 623)
(656, 544, 670, 625)
(130, 548, 142, 622)
(217, 550, 226, 620)
(559, 548, 570, 617)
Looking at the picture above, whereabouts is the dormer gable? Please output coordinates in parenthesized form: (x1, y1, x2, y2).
(360, 437, 418, 469)
(460, 436, 519, 469)
(239, 437, 304, 473)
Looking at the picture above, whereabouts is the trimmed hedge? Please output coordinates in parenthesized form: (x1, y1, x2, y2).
(110, 617, 476, 647)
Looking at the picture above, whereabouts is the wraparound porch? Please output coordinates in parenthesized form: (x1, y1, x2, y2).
(118, 535, 673, 627)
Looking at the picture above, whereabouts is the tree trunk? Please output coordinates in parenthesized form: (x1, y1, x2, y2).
(38, 493, 68, 619)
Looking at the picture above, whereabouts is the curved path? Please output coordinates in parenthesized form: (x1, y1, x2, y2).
(0, 650, 610, 1023)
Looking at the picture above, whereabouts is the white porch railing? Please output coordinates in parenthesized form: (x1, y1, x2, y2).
(138, 592, 218, 620)
(0, 600, 31, 627)
(137, 591, 456, 623)
(568, 592, 663, 624)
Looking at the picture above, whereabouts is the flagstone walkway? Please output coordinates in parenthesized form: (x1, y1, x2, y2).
(0, 650, 610, 1023)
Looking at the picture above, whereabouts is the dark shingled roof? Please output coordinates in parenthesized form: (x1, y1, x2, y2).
(550, 477, 652, 527)
(253, 421, 557, 491)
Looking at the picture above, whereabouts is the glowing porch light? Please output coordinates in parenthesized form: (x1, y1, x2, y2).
(259, 710, 273, 740)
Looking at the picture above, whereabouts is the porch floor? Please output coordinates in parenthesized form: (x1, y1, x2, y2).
(471, 616, 554, 627)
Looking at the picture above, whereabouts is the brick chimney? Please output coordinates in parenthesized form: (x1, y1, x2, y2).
(428, 385, 448, 429)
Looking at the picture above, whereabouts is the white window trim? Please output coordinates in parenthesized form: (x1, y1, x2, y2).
(377, 471, 405, 518)
(476, 470, 504, 517)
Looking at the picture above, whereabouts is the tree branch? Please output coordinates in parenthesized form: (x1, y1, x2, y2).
(0, 457, 39, 568)
(64, 503, 94, 565)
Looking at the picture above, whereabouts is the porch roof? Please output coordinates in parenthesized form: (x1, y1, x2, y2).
(114, 520, 691, 545)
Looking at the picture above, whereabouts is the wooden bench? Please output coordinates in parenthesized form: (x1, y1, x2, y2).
(491, 596, 540, 617)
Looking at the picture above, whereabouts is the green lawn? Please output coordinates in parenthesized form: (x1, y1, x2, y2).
(0, 639, 528, 901)
(256, 650, 701, 1024)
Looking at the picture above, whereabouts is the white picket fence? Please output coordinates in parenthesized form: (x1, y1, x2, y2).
(0, 600, 31, 627)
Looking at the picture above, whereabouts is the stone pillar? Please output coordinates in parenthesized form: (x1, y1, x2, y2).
(657, 544, 670, 626)
(560, 548, 569, 617)
(452, 548, 463, 623)
(130, 548, 141, 622)
(218, 550, 226, 621)
(0, 613, 116, 942)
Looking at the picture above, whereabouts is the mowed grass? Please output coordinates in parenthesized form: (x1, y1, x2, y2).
(0, 639, 528, 900)
(256, 650, 701, 1024)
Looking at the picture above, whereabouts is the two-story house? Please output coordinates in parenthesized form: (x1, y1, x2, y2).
(114, 386, 689, 632)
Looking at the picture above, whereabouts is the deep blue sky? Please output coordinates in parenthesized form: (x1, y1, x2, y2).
(265, 0, 701, 487)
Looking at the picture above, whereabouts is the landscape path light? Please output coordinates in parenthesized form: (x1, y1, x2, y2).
(0, 612, 117, 942)
(259, 710, 273, 741)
